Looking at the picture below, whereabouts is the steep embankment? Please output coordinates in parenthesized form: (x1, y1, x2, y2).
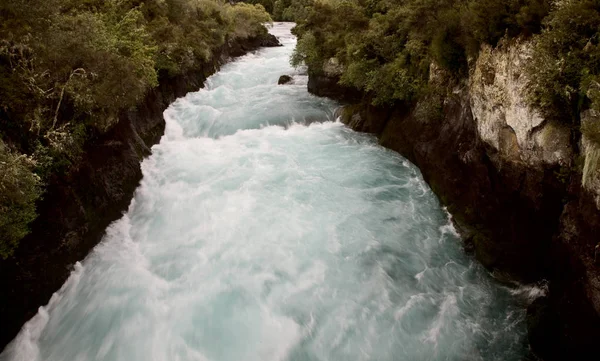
(309, 39, 600, 361)
(0, 33, 280, 350)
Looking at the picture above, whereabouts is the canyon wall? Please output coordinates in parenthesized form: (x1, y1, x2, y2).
(316, 39, 600, 360)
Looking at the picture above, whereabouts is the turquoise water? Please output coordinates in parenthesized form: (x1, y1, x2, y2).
(1, 23, 535, 361)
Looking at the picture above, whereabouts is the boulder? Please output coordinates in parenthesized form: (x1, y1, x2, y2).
(278, 75, 293, 85)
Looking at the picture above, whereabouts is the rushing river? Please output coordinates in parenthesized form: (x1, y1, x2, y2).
(1, 23, 534, 361)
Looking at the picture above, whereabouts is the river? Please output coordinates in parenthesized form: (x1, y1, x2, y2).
(0, 23, 534, 361)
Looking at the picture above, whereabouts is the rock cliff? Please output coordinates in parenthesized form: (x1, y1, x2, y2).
(319, 39, 600, 360)
(470, 39, 574, 166)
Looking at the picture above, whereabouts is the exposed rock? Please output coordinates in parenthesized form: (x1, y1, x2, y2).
(323, 57, 344, 77)
(306, 58, 362, 103)
(581, 109, 600, 209)
(309, 40, 600, 360)
(307, 72, 361, 103)
(470, 39, 574, 166)
(224, 33, 281, 59)
(259, 32, 282, 48)
(338, 103, 391, 134)
(278, 75, 293, 85)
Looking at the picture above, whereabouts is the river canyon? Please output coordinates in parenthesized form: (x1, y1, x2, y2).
(0, 23, 539, 361)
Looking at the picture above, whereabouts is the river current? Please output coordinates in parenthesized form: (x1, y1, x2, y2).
(1, 23, 535, 361)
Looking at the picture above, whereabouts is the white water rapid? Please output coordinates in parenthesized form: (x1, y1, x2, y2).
(1, 23, 533, 361)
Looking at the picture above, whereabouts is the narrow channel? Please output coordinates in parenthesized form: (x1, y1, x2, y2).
(1, 23, 533, 361)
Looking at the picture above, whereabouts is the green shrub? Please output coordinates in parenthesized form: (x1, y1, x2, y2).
(527, 0, 600, 124)
(0, 141, 41, 259)
(461, 0, 549, 53)
(227, 3, 272, 39)
(267, 0, 314, 21)
(42, 8, 158, 131)
(291, 0, 551, 106)
(291, 31, 321, 69)
(0, 0, 272, 255)
(244, 0, 275, 14)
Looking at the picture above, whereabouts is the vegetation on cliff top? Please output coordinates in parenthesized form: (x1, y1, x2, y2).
(289, 0, 549, 105)
(0, 0, 271, 258)
(0, 140, 41, 258)
(527, 0, 600, 127)
(243, 0, 314, 21)
(288, 0, 599, 131)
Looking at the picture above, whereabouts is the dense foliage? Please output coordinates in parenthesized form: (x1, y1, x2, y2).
(0, 140, 41, 258)
(527, 0, 600, 127)
(243, 0, 314, 21)
(291, 0, 550, 105)
(0, 0, 271, 258)
(291, 0, 599, 132)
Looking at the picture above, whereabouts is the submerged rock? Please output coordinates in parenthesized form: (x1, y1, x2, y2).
(278, 75, 292, 85)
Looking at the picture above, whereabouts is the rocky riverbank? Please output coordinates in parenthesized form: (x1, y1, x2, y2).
(309, 38, 600, 361)
(0, 33, 280, 351)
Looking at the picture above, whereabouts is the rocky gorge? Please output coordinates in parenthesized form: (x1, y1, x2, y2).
(0, 4, 598, 357)
(1, 24, 542, 360)
(308, 38, 600, 360)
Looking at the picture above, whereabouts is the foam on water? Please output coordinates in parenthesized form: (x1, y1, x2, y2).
(1, 23, 533, 361)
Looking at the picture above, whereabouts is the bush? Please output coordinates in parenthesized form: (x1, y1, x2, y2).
(291, 0, 551, 105)
(0, 0, 272, 256)
(42, 8, 158, 131)
(0, 141, 41, 259)
(527, 0, 600, 125)
(269, 0, 314, 21)
(244, 0, 275, 14)
(461, 0, 549, 53)
(227, 3, 272, 39)
(291, 31, 320, 69)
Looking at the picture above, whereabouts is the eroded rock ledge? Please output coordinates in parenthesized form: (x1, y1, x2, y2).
(313, 39, 600, 361)
(0, 33, 280, 351)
